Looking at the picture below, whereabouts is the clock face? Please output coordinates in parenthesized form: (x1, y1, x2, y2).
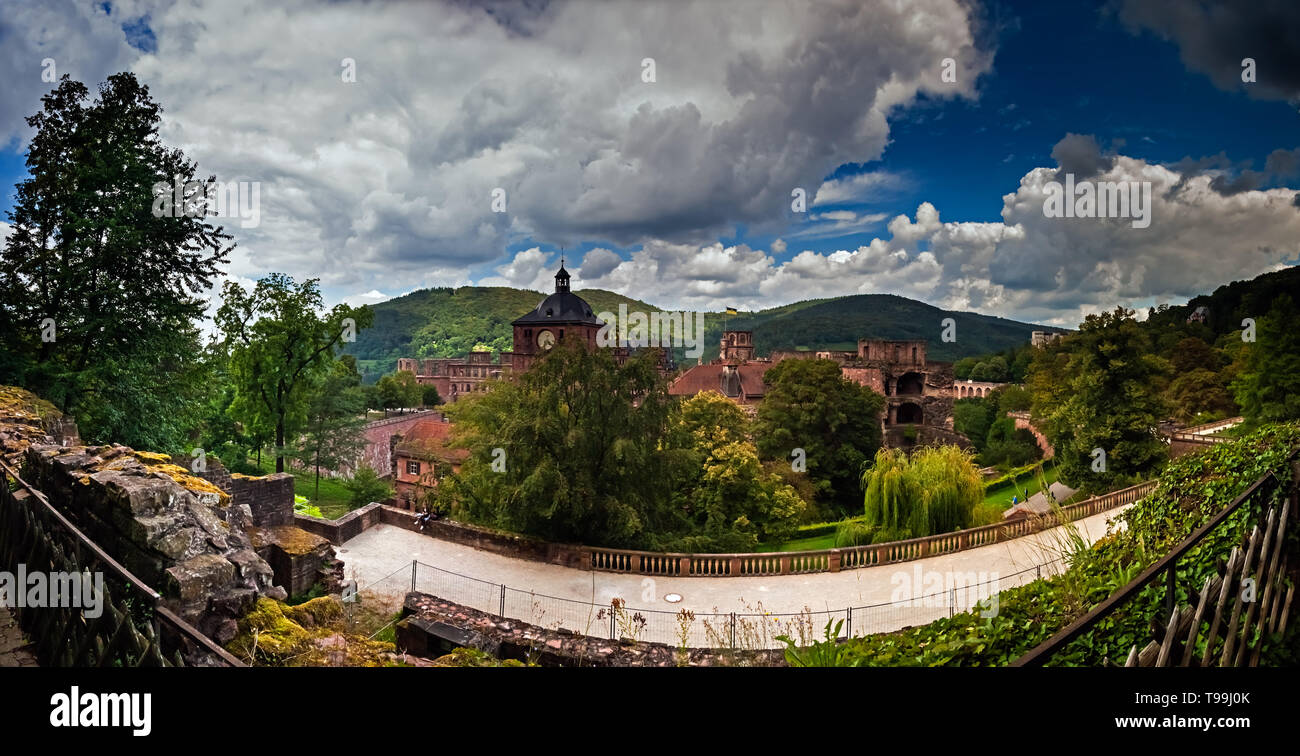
(537, 329, 555, 350)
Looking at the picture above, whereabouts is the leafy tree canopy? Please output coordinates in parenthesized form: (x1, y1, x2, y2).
(215, 273, 373, 472)
(1027, 307, 1171, 491)
(755, 357, 885, 513)
(0, 73, 231, 449)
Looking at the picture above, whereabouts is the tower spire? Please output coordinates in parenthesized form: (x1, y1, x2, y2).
(555, 250, 571, 293)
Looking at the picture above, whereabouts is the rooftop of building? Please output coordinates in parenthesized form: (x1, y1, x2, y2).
(512, 263, 604, 327)
(394, 419, 470, 463)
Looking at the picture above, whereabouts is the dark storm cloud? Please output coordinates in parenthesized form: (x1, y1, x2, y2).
(1118, 0, 1300, 102)
(1266, 147, 1300, 176)
(1051, 133, 1115, 180)
(1164, 149, 1300, 199)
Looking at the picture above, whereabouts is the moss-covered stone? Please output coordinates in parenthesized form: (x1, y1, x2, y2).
(431, 647, 527, 667)
(136, 458, 231, 505)
(226, 596, 396, 667)
(285, 596, 344, 628)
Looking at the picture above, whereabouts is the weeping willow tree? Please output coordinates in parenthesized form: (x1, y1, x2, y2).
(861, 445, 982, 541)
(911, 446, 983, 533)
(862, 448, 925, 539)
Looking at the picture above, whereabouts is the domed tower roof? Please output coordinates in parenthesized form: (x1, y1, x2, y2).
(512, 260, 604, 326)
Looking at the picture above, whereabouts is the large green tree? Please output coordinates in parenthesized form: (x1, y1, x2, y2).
(439, 339, 680, 547)
(1231, 294, 1300, 426)
(662, 391, 806, 551)
(0, 73, 231, 448)
(755, 358, 884, 513)
(215, 273, 373, 473)
(376, 369, 422, 413)
(294, 357, 368, 497)
(1028, 307, 1171, 490)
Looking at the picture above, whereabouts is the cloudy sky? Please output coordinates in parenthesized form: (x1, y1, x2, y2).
(1, 0, 1298, 327)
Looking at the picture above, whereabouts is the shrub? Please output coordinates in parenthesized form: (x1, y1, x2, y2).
(343, 464, 393, 507)
(833, 520, 875, 548)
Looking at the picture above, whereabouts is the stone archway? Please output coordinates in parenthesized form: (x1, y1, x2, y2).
(896, 402, 923, 424)
(897, 372, 924, 396)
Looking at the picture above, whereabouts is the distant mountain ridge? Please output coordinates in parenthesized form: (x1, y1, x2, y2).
(343, 285, 1061, 380)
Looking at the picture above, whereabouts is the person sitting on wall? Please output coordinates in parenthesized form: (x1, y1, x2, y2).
(416, 508, 433, 532)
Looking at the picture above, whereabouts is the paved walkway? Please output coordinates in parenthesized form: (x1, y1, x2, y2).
(338, 505, 1132, 641)
(0, 607, 37, 667)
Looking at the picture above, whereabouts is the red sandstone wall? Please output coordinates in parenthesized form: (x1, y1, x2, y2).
(1011, 414, 1054, 458)
(338, 411, 437, 477)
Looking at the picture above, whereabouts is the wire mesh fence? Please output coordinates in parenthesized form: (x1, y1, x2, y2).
(408, 554, 1070, 650)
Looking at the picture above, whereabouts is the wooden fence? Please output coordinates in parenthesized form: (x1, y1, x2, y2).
(0, 462, 243, 667)
(1014, 452, 1297, 667)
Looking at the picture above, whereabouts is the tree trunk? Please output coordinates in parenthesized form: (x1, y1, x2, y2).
(275, 420, 285, 473)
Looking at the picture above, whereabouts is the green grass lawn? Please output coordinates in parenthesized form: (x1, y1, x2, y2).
(755, 529, 842, 553)
(971, 462, 1060, 526)
(757, 460, 1062, 552)
(252, 457, 357, 520)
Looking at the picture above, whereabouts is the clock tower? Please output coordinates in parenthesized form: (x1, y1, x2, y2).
(509, 260, 606, 372)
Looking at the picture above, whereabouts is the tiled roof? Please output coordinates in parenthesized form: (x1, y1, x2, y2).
(394, 420, 470, 462)
(668, 363, 772, 399)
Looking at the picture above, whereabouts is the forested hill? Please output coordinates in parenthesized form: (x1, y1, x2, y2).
(1143, 265, 1300, 342)
(342, 286, 660, 379)
(720, 294, 1053, 363)
(344, 285, 1057, 380)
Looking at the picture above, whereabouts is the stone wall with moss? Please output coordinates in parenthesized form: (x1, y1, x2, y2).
(18, 442, 285, 645)
(0, 385, 79, 465)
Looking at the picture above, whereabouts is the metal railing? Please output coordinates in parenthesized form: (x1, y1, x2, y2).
(407, 555, 1071, 650)
(0, 461, 243, 667)
(1012, 451, 1294, 667)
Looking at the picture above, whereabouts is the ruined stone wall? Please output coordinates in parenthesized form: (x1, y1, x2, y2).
(167, 452, 336, 598)
(398, 592, 785, 667)
(20, 443, 284, 645)
(1011, 413, 1055, 458)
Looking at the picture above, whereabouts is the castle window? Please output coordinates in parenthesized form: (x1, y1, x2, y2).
(406, 461, 420, 475)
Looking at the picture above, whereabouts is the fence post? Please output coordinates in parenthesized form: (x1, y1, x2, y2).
(845, 607, 852, 639)
(1164, 562, 1177, 623)
(410, 559, 417, 593)
(610, 608, 616, 640)
(499, 584, 506, 616)
(730, 612, 736, 649)
(1036, 564, 1041, 579)
(949, 587, 956, 618)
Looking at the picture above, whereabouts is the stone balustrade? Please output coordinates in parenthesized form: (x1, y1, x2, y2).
(323, 480, 1155, 579)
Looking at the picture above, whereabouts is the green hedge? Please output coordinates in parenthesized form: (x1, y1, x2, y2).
(982, 461, 1044, 495)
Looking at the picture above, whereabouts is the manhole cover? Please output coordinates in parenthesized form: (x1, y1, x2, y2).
(664, 593, 683, 603)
